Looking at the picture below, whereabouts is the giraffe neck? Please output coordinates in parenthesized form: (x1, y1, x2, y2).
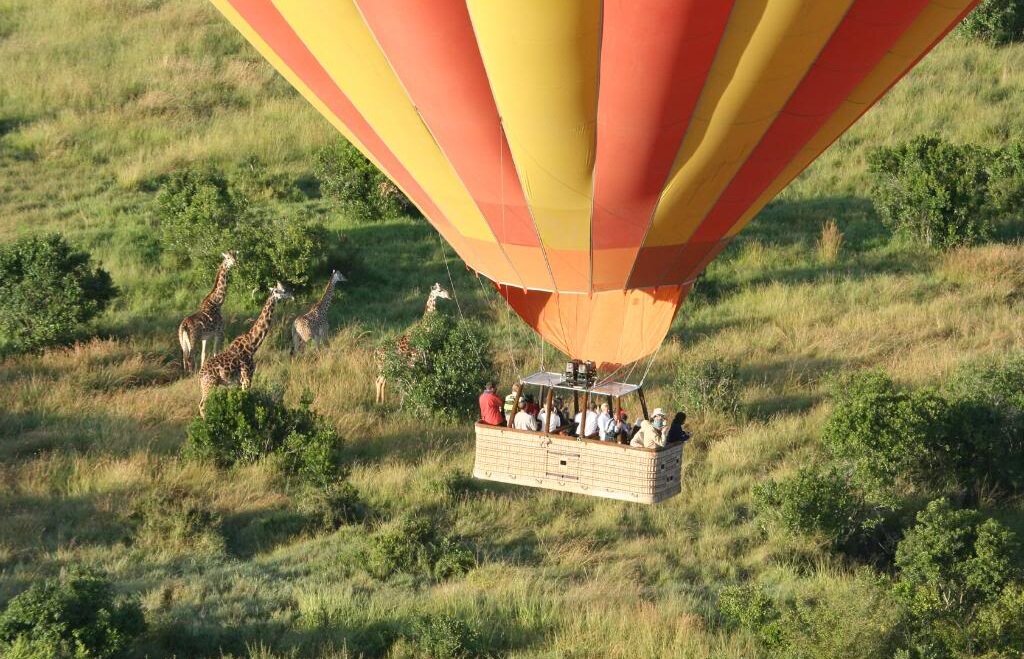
(204, 262, 231, 307)
(244, 295, 279, 353)
(313, 278, 337, 316)
(424, 294, 437, 317)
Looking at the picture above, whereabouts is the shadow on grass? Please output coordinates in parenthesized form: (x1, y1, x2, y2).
(220, 506, 311, 560)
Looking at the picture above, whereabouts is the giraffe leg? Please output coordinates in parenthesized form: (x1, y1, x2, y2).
(239, 364, 253, 391)
(375, 375, 386, 405)
(200, 340, 208, 370)
(198, 377, 211, 418)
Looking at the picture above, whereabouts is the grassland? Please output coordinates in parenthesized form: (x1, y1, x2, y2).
(1, 1, 1023, 657)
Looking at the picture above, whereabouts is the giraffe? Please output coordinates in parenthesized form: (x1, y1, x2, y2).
(198, 281, 293, 416)
(374, 282, 451, 405)
(179, 251, 236, 374)
(291, 269, 347, 356)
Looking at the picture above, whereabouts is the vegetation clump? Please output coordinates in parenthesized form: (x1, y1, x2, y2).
(363, 514, 474, 581)
(0, 569, 145, 659)
(894, 498, 1024, 656)
(753, 465, 881, 551)
(867, 136, 995, 249)
(960, 0, 1024, 45)
(671, 354, 741, 418)
(0, 233, 116, 355)
(296, 481, 369, 531)
(411, 613, 480, 659)
(155, 165, 327, 293)
(185, 387, 345, 486)
(129, 487, 225, 556)
(379, 312, 493, 419)
(313, 139, 413, 222)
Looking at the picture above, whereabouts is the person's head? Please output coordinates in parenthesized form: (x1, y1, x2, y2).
(484, 381, 495, 393)
(600, 403, 609, 413)
(525, 393, 534, 404)
(619, 410, 628, 422)
(518, 396, 526, 406)
(653, 416, 665, 430)
(554, 397, 564, 409)
(673, 412, 686, 426)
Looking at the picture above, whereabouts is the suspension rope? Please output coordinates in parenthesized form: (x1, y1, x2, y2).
(436, 232, 464, 320)
(638, 342, 664, 387)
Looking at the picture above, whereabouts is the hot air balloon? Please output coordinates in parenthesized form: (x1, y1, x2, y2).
(211, 0, 979, 503)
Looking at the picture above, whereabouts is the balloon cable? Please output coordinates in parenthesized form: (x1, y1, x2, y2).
(436, 232, 464, 320)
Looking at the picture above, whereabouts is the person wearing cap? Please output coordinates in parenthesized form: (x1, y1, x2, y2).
(503, 383, 521, 427)
(630, 408, 668, 449)
(478, 381, 505, 426)
(513, 396, 539, 431)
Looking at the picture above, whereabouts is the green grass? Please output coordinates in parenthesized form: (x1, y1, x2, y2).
(1, 1, 1023, 657)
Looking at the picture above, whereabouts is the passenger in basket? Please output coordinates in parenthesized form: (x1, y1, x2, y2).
(513, 397, 539, 431)
(553, 396, 568, 420)
(667, 411, 691, 444)
(478, 381, 504, 426)
(503, 383, 520, 427)
(523, 393, 540, 417)
(597, 403, 616, 441)
(631, 408, 668, 449)
(573, 402, 600, 438)
(614, 411, 631, 443)
(537, 403, 561, 433)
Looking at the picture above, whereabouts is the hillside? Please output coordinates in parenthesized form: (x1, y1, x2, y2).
(1, 1, 1023, 657)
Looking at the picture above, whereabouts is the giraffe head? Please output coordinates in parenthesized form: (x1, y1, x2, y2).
(429, 282, 451, 301)
(331, 270, 347, 285)
(269, 281, 293, 302)
(221, 251, 238, 269)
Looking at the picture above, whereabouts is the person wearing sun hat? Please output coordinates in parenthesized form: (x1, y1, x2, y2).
(630, 408, 668, 449)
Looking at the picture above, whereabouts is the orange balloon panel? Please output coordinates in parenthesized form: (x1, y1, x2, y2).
(211, 0, 979, 368)
(499, 286, 690, 371)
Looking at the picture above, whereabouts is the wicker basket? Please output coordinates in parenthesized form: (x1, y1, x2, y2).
(473, 423, 683, 504)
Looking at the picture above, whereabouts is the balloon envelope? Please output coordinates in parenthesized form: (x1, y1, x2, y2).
(212, 0, 978, 368)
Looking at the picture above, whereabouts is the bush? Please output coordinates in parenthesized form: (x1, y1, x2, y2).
(154, 165, 328, 293)
(671, 355, 741, 418)
(363, 515, 474, 581)
(960, 0, 1024, 45)
(230, 155, 305, 202)
(0, 569, 145, 659)
(185, 388, 344, 486)
(296, 481, 368, 531)
(718, 584, 783, 649)
(989, 141, 1024, 220)
(412, 614, 480, 659)
(313, 140, 413, 222)
(867, 136, 995, 249)
(943, 354, 1024, 492)
(821, 371, 963, 502)
(894, 498, 1021, 655)
(130, 487, 224, 556)
(380, 313, 494, 420)
(753, 466, 879, 549)
(0, 233, 117, 355)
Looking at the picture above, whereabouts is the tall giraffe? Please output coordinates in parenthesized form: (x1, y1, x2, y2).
(291, 270, 347, 356)
(198, 281, 293, 416)
(179, 251, 236, 373)
(374, 282, 451, 405)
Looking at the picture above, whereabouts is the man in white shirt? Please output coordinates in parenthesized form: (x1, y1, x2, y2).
(513, 398, 539, 432)
(573, 403, 600, 438)
(596, 403, 615, 441)
(537, 404, 561, 433)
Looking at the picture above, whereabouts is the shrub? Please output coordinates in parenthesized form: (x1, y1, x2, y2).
(672, 355, 741, 418)
(970, 584, 1024, 655)
(363, 515, 474, 581)
(380, 313, 493, 420)
(296, 481, 368, 531)
(867, 136, 995, 249)
(753, 466, 878, 549)
(989, 141, 1024, 220)
(821, 371, 961, 502)
(130, 487, 224, 556)
(230, 155, 305, 202)
(943, 354, 1024, 492)
(154, 165, 328, 293)
(0, 569, 146, 659)
(959, 0, 1024, 45)
(894, 498, 1021, 655)
(313, 140, 413, 222)
(0, 233, 117, 355)
(184, 388, 344, 486)
(412, 614, 480, 659)
(718, 584, 783, 649)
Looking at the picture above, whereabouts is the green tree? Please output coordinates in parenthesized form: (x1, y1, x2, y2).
(0, 233, 117, 355)
(960, 0, 1024, 45)
(0, 569, 145, 659)
(867, 136, 995, 249)
(313, 139, 413, 222)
